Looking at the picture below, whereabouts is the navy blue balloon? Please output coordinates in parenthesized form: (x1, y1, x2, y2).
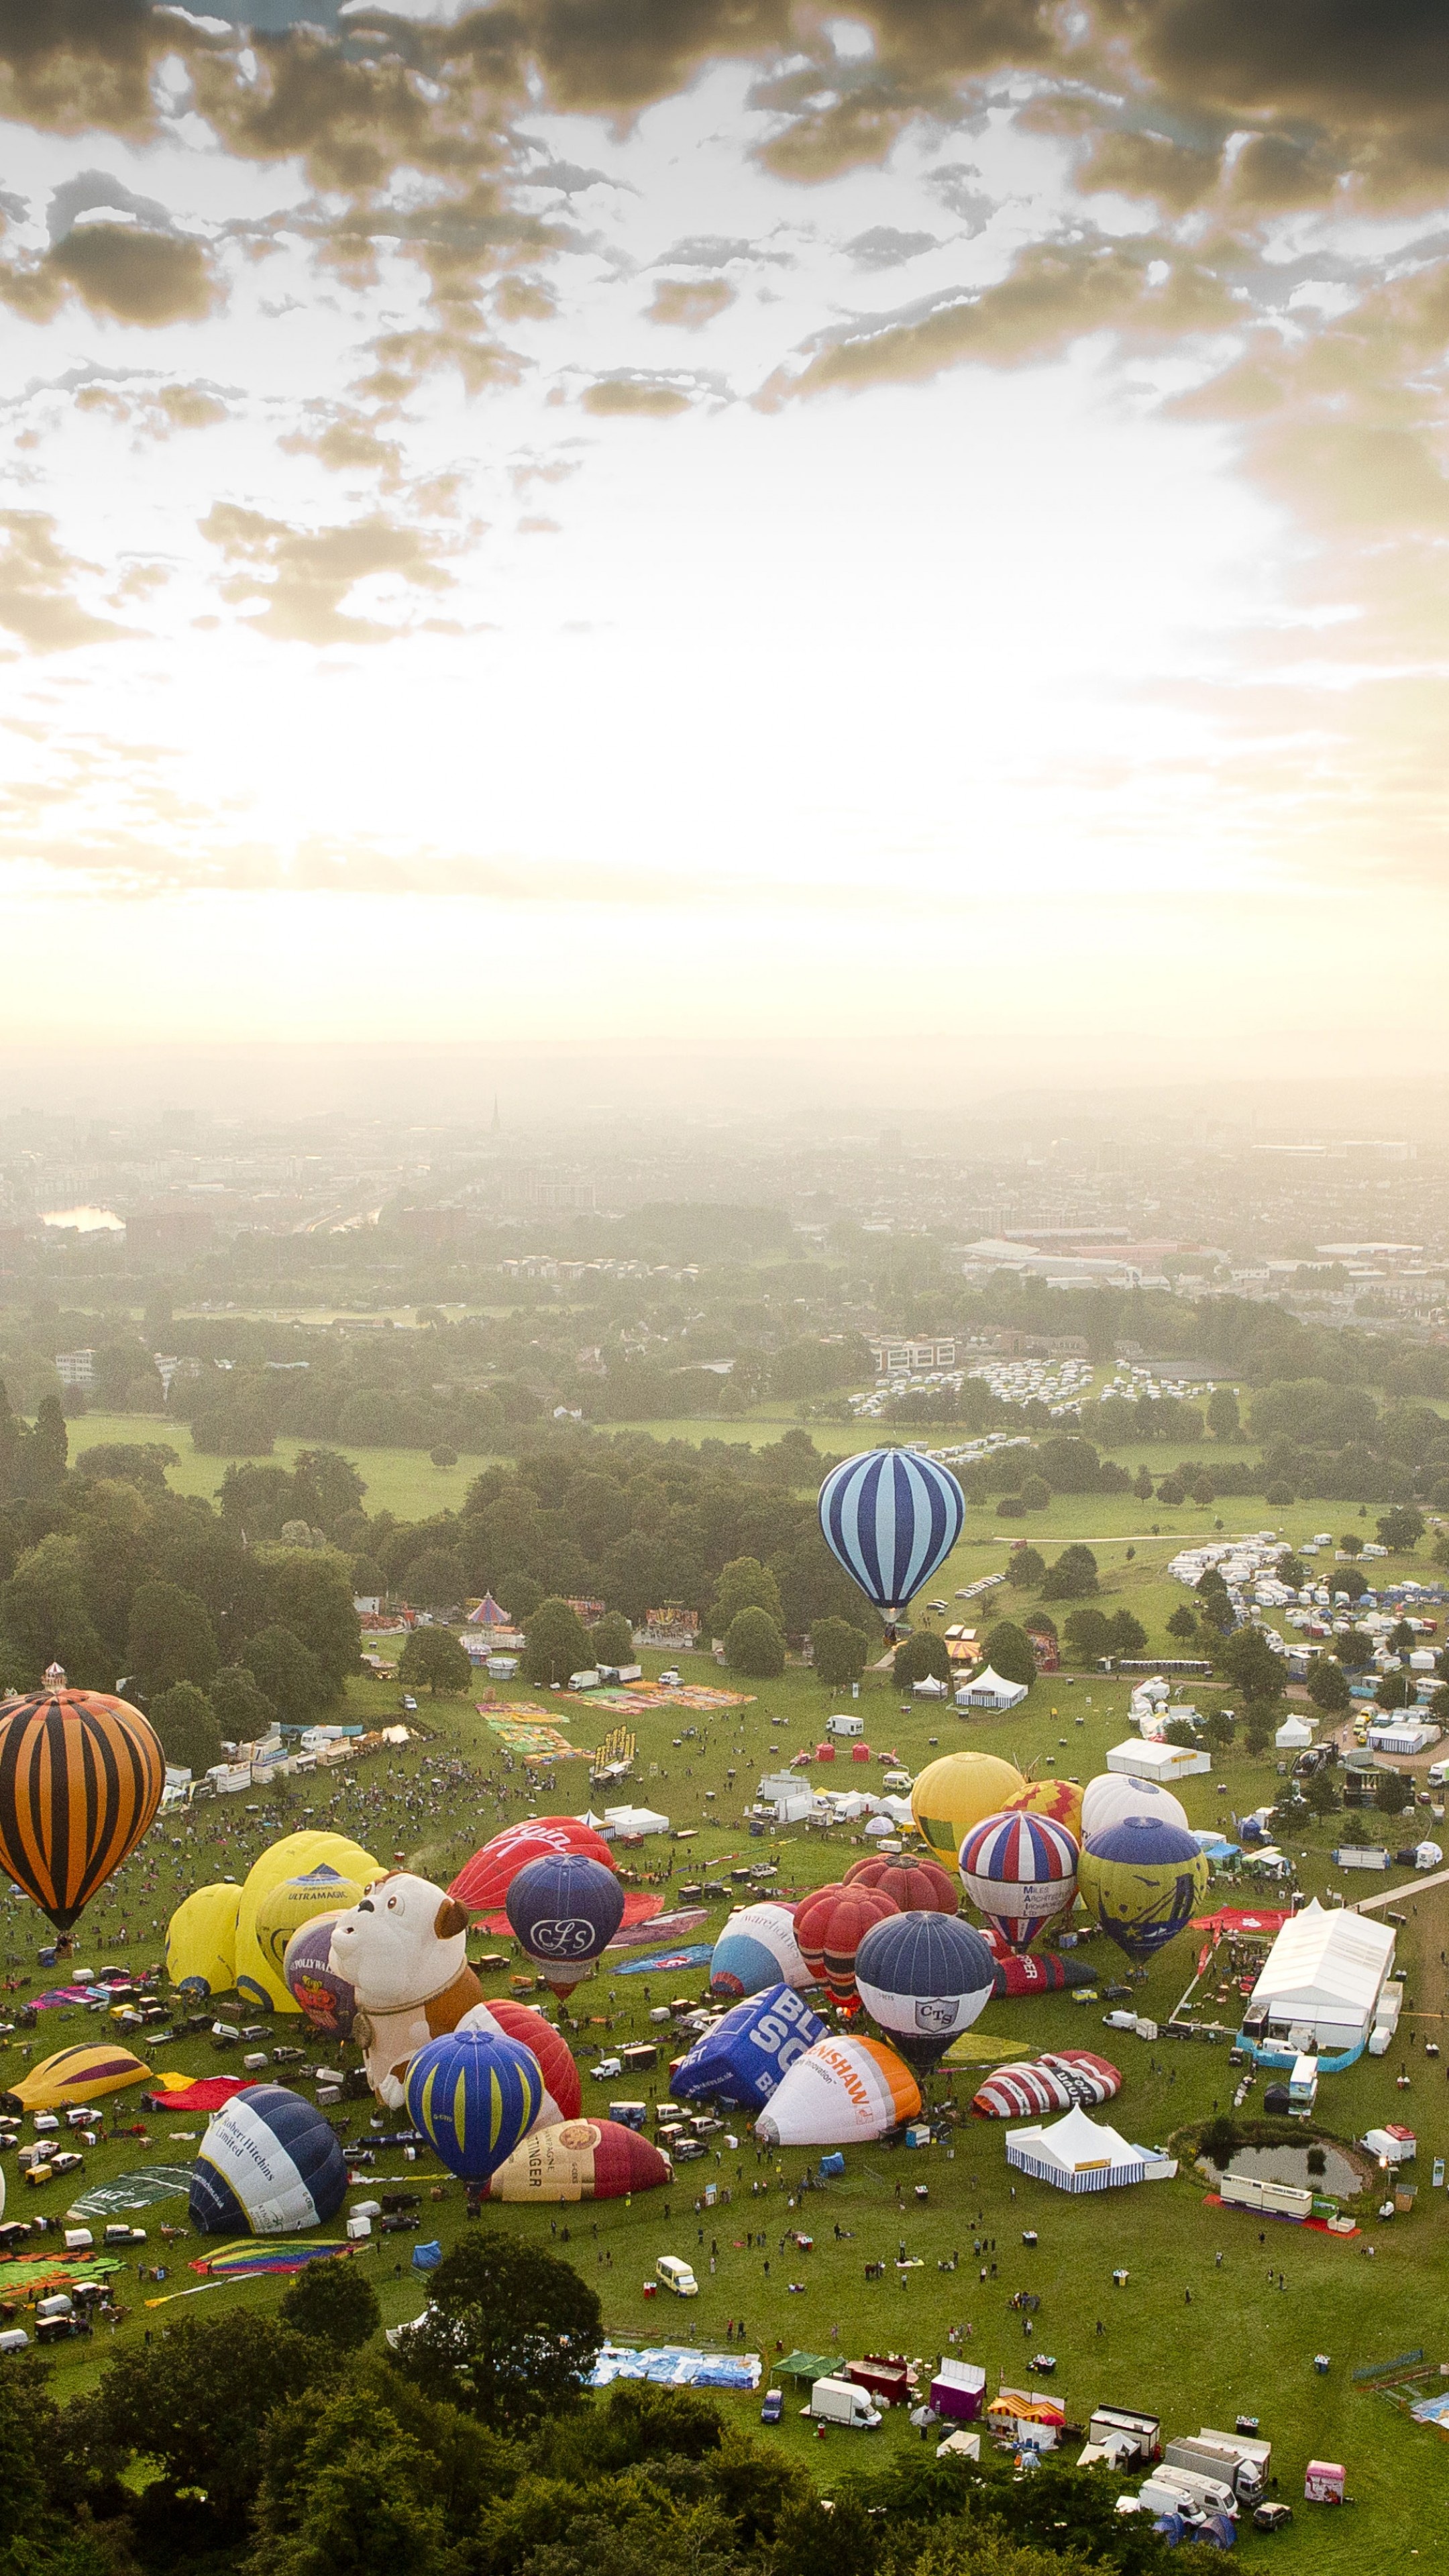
(853, 1911, 996, 2073)
(189, 2082, 347, 2235)
(505, 1852, 625, 1993)
(672, 1982, 827, 2110)
(818, 1448, 965, 1619)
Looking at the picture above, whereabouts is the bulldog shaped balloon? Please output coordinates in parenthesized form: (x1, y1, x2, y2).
(328, 1872, 485, 2107)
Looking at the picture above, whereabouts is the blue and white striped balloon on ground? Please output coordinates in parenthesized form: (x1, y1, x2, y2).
(958, 1810, 1080, 1953)
(189, 2084, 347, 2235)
(853, 1911, 997, 2074)
(405, 2027, 545, 2182)
(709, 1900, 812, 2000)
(818, 1448, 965, 1622)
(672, 1983, 827, 2108)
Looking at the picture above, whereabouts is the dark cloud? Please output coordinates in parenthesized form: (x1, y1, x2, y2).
(46, 168, 177, 243)
(1, 224, 220, 326)
(199, 502, 459, 643)
(1077, 128, 1222, 209)
(647, 276, 734, 327)
(847, 227, 942, 268)
(0, 0, 189, 139)
(0, 511, 132, 650)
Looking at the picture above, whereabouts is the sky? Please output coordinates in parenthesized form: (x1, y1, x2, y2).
(1, 1, 1448, 1081)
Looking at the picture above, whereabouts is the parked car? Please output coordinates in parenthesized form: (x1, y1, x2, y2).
(760, 2388, 784, 2424)
(1252, 2504, 1293, 2534)
(655, 2256, 698, 2296)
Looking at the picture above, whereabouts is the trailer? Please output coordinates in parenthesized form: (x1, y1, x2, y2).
(1218, 2169, 1312, 2223)
(846, 2357, 915, 2409)
(1164, 2430, 1270, 2503)
(1139, 2467, 1238, 2524)
(1086, 2406, 1160, 2467)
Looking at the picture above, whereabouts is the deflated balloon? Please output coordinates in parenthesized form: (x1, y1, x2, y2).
(166, 1882, 241, 1999)
(505, 1853, 625, 1997)
(671, 1982, 828, 2108)
(754, 2035, 920, 2150)
(189, 2084, 347, 2236)
(958, 1811, 1079, 1952)
(449, 1817, 616, 1916)
(1079, 1815, 1210, 1964)
(794, 1882, 900, 2012)
(709, 1901, 811, 2000)
(1, 2042, 151, 2114)
(853, 1912, 996, 2073)
(0, 1684, 165, 1932)
(405, 2027, 545, 2183)
(911, 1752, 1026, 1860)
(487, 2116, 672, 2202)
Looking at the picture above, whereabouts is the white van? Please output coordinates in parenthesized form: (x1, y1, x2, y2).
(656, 2256, 699, 2297)
(807, 2377, 882, 2429)
(826, 1713, 865, 1739)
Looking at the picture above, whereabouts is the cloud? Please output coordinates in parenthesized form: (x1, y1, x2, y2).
(279, 405, 405, 482)
(846, 226, 942, 268)
(355, 321, 527, 401)
(0, 512, 133, 651)
(0, 0, 184, 140)
(647, 276, 734, 327)
(1077, 128, 1222, 211)
(1, 223, 220, 325)
(199, 500, 460, 643)
(46, 168, 178, 243)
(580, 372, 694, 417)
(74, 376, 229, 434)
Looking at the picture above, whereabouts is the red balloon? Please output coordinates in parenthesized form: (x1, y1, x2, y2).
(843, 1854, 959, 1914)
(476, 1998, 582, 2123)
(449, 1818, 616, 1915)
(793, 1882, 900, 2014)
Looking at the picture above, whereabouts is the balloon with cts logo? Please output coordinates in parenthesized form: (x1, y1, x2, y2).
(504, 1852, 625, 1997)
(853, 1912, 996, 2074)
(817, 1448, 965, 1625)
(670, 1983, 828, 2109)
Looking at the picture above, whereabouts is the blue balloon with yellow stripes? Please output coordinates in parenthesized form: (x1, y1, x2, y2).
(404, 2026, 545, 2183)
(818, 1447, 965, 1621)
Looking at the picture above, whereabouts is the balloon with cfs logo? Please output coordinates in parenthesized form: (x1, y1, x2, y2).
(504, 1853, 625, 1998)
(669, 1982, 828, 2109)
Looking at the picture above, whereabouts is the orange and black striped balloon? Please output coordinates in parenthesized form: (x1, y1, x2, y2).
(0, 1687, 165, 1931)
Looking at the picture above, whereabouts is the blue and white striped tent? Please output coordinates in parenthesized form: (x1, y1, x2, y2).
(1004, 2103, 1177, 2194)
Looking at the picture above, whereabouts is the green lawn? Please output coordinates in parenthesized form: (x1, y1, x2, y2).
(9, 1640, 1449, 2566)
(62, 1411, 503, 1520)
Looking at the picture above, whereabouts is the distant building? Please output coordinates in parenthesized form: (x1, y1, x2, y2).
(55, 1349, 96, 1391)
(869, 1336, 956, 1375)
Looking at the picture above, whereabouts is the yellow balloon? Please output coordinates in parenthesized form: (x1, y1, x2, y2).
(166, 1882, 241, 1998)
(911, 1752, 1026, 1859)
(233, 1832, 382, 2011)
(254, 1870, 366, 1974)
(1003, 1779, 1084, 1841)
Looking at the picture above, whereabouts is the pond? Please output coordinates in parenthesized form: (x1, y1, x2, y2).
(1197, 2142, 1367, 2198)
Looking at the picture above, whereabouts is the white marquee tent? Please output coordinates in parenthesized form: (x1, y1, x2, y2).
(1245, 1898, 1395, 2052)
(955, 1665, 1029, 1712)
(1005, 2103, 1177, 2194)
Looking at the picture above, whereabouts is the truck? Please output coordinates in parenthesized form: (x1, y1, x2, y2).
(806, 2375, 882, 2430)
(1164, 2430, 1270, 2503)
(1138, 2468, 1238, 2524)
(1086, 2406, 1160, 2469)
(845, 2357, 915, 2409)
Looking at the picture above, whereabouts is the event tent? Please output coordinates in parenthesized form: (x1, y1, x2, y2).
(1274, 1715, 1315, 1751)
(1244, 1898, 1395, 2052)
(1104, 1737, 1210, 1782)
(955, 1666, 1029, 1713)
(1004, 2102, 1177, 2193)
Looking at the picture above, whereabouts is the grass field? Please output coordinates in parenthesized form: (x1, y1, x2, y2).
(8, 1619, 1449, 2569)
(62, 1411, 504, 1519)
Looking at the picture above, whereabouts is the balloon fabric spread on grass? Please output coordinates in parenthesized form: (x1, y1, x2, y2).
(189, 2241, 354, 2280)
(68, 2168, 197, 2218)
(612, 1944, 714, 1976)
(0, 1683, 166, 1931)
(970, 2051, 1123, 2118)
(817, 1448, 965, 1621)
(486, 2116, 672, 2200)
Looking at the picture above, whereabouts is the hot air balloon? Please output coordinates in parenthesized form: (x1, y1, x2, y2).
(818, 1448, 965, 1626)
(990, 1949, 1096, 1998)
(449, 1817, 616, 1917)
(504, 1853, 625, 1998)
(708, 1901, 811, 1999)
(1, 2042, 152, 2114)
(958, 1811, 1079, 1951)
(793, 1881, 900, 2012)
(1079, 1815, 1210, 1965)
(254, 1866, 366, 1974)
(1003, 1779, 1085, 1841)
(911, 1752, 1026, 1861)
(486, 2116, 672, 2202)
(233, 1831, 382, 2012)
(754, 2035, 920, 2149)
(166, 1882, 241, 1999)
(464, 1998, 581, 2125)
(404, 2027, 545, 2183)
(853, 1912, 996, 2073)
(671, 1982, 828, 2108)
(1078, 1774, 1189, 1840)
(843, 1851, 959, 1913)
(0, 1682, 164, 1931)
(282, 1911, 358, 2039)
(189, 2084, 347, 2235)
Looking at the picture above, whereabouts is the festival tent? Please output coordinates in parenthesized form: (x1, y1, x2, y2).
(467, 1595, 513, 1627)
(1274, 1714, 1315, 1752)
(1004, 2103, 1177, 2193)
(954, 1666, 1029, 1713)
(1104, 1737, 1210, 1782)
(1244, 1898, 1395, 2052)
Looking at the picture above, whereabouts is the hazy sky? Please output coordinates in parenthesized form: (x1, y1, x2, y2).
(2, 3, 1447, 1073)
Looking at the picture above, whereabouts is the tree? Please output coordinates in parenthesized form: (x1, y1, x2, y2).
(1157, 1474, 1186, 1506)
(980, 1621, 1038, 1688)
(27, 1393, 68, 1497)
(1019, 1475, 1051, 1511)
(1063, 1607, 1112, 1664)
(150, 1680, 223, 1771)
(210, 1663, 277, 1737)
(1167, 1605, 1199, 1642)
(1163, 1717, 1198, 1748)
(1430, 1683, 1449, 1724)
(399, 1626, 472, 1696)
(280, 2257, 382, 2351)
(725, 1607, 786, 1677)
(591, 1610, 635, 1664)
(1303, 1768, 1338, 1818)
(810, 1617, 869, 1688)
(1132, 1466, 1154, 1501)
(1203, 1707, 1236, 1751)
(524, 1597, 594, 1684)
(1265, 1479, 1295, 1507)
(1378, 1506, 1425, 1553)
(1006, 1544, 1046, 1589)
(709, 1556, 784, 1636)
(1039, 1544, 1098, 1602)
(1189, 1472, 1216, 1505)
(91, 2313, 322, 2533)
(0, 1532, 107, 1686)
(1207, 1387, 1240, 1440)
(126, 1578, 219, 1696)
(390, 2233, 602, 2434)
(1243, 1709, 1274, 1755)
(1339, 1532, 1362, 1556)
(1389, 1618, 1416, 1659)
(402, 1548, 467, 1610)
(1376, 1768, 1413, 1816)
(1307, 1656, 1351, 1714)
(1376, 1670, 1413, 1709)
(1216, 1625, 1284, 1702)
(1334, 1626, 1373, 1670)
(264, 1550, 360, 1692)
(892, 1630, 951, 1687)
(1108, 1609, 1147, 1656)
(242, 1624, 327, 1725)
(430, 1446, 459, 1469)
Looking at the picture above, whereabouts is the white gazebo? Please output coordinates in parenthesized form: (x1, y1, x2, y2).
(1275, 1713, 1315, 1752)
(955, 1665, 1029, 1712)
(1005, 2103, 1177, 2194)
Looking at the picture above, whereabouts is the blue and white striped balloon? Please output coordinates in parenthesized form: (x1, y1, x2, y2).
(818, 1448, 965, 1619)
(189, 2083, 347, 2235)
(405, 2027, 545, 2183)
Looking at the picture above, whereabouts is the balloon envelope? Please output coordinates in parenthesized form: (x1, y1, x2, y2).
(0, 1686, 164, 1931)
(958, 1811, 1079, 1951)
(504, 1852, 625, 1996)
(843, 1853, 959, 1913)
(709, 1902, 810, 1999)
(166, 1882, 241, 1999)
(854, 1911, 997, 2072)
(912, 1752, 1026, 1860)
(755, 2035, 920, 2149)
(1079, 1815, 1210, 1964)
(1079, 1775, 1189, 1839)
(1003, 1780, 1085, 1841)
(404, 2027, 545, 2182)
(2, 2042, 150, 2114)
(486, 2116, 671, 2202)
(793, 1882, 900, 2011)
(464, 1998, 581, 2126)
(282, 1909, 358, 2039)
(818, 1448, 965, 1618)
(254, 1867, 366, 1974)
(234, 1831, 382, 2012)
(969, 2051, 1122, 2118)
(671, 1982, 828, 2108)
(190, 2084, 347, 2235)
(449, 1817, 616, 1916)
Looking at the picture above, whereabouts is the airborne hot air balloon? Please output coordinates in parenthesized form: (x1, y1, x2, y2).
(486, 2116, 671, 2202)
(671, 1982, 827, 2108)
(754, 2034, 920, 2149)
(958, 1811, 1079, 1951)
(911, 1751, 1026, 1862)
(709, 1901, 811, 2000)
(404, 2027, 545, 2183)
(853, 1911, 996, 2074)
(504, 1852, 625, 1998)
(282, 1911, 358, 2039)
(1078, 1774, 1189, 1840)
(233, 1831, 382, 2012)
(166, 1882, 241, 2000)
(793, 1881, 900, 2012)
(0, 1681, 164, 1931)
(842, 1852, 959, 1913)
(1079, 1815, 1210, 1965)
(818, 1448, 965, 1627)
(449, 1817, 616, 1917)
(464, 1998, 581, 2125)
(189, 2085, 347, 2235)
